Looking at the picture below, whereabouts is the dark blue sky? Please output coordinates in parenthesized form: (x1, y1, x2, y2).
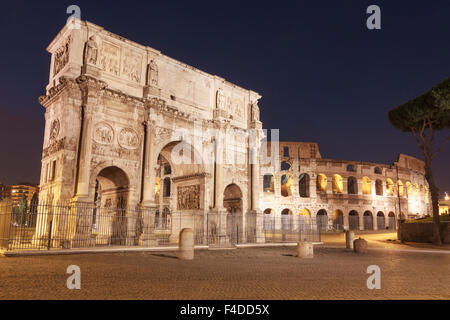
(0, 0, 449, 196)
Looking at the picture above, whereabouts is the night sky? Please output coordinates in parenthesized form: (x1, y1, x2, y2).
(0, 0, 449, 196)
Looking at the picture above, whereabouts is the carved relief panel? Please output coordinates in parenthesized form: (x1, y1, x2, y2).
(99, 41, 120, 76)
(94, 122, 114, 145)
(177, 185, 200, 210)
(53, 36, 71, 76)
(122, 49, 142, 83)
(118, 128, 139, 150)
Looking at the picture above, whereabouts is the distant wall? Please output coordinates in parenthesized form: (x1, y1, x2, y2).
(398, 222, 450, 244)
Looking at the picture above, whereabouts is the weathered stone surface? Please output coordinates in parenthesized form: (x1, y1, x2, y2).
(179, 228, 194, 260)
(297, 241, 313, 258)
(345, 230, 355, 249)
(353, 238, 368, 253)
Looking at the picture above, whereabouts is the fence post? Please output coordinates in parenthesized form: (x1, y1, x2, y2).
(47, 220, 53, 250)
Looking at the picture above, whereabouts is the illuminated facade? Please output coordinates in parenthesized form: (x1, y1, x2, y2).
(261, 142, 431, 231)
(10, 184, 39, 206)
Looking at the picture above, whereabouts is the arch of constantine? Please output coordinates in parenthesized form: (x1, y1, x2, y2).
(34, 21, 430, 249)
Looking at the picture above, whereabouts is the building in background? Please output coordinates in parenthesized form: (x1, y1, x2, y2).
(10, 183, 39, 206)
(260, 142, 431, 231)
(0, 182, 12, 201)
(439, 193, 450, 215)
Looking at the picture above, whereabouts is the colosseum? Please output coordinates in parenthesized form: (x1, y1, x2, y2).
(260, 141, 431, 232)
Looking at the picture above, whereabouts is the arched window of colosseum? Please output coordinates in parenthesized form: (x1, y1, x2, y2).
(374, 167, 382, 174)
(263, 174, 274, 193)
(298, 208, 311, 225)
(155, 177, 161, 197)
(363, 211, 373, 230)
(281, 174, 293, 197)
(281, 209, 293, 230)
(347, 176, 357, 194)
(386, 179, 394, 196)
(388, 212, 396, 230)
(347, 164, 356, 172)
(264, 209, 273, 230)
(362, 176, 372, 195)
(299, 173, 310, 197)
(377, 212, 385, 230)
(299, 208, 311, 216)
(414, 183, 419, 197)
(281, 161, 291, 171)
(333, 210, 344, 230)
(316, 209, 328, 230)
(316, 174, 327, 192)
(405, 181, 412, 198)
(349, 210, 359, 230)
(163, 177, 171, 197)
(332, 174, 344, 194)
(397, 180, 404, 197)
(375, 179, 383, 196)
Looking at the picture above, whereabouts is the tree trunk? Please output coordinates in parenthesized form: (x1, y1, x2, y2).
(424, 162, 442, 245)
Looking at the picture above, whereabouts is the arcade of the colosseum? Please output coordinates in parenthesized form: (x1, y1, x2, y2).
(261, 142, 431, 232)
(33, 20, 430, 248)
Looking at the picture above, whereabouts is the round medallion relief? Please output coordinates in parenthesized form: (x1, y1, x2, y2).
(118, 128, 139, 150)
(94, 122, 114, 145)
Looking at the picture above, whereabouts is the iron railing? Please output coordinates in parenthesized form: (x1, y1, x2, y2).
(0, 201, 322, 251)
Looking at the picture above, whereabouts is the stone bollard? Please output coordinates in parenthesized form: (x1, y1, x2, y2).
(297, 241, 314, 258)
(179, 228, 194, 260)
(345, 230, 355, 250)
(353, 237, 368, 253)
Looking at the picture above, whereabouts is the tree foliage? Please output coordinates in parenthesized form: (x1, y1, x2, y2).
(388, 78, 450, 245)
(389, 78, 450, 133)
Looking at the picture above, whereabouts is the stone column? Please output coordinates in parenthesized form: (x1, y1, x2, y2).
(373, 212, 378, 230)
(250, 134, 265, 243)
(343, 212, 349, 230)
(209, 128, 231, 247)
(73, 76, 105, 201)
(142, 120, 156, 206)
(75, 109, 94, 199)
(359, 213, 365, 230)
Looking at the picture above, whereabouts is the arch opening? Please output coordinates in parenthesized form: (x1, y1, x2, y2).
(316, 209, 328, 231)
(349, 210, 359, 230)
(299, 173, 310, 198)
(363, 211, 373, 230)
(333, 209, 344, 231)
(316, 174, 327, 193)
(377, 211, 385, 230)
(281, 174, 293, 197)
(362, 177, 372, 195)
(332, 174, 343, 194)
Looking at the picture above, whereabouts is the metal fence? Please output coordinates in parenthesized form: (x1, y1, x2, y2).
(0, 201, 322, 252)
(263, 215, 321, 243)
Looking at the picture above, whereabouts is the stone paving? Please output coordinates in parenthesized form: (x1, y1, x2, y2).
(1, 244, 449, 300)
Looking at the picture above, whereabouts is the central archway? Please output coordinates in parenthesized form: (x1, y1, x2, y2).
(224, 184, 243, 245)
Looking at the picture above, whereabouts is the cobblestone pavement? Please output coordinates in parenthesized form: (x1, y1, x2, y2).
(320, 231, 450, 250)
(1, 245, 449, 300)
